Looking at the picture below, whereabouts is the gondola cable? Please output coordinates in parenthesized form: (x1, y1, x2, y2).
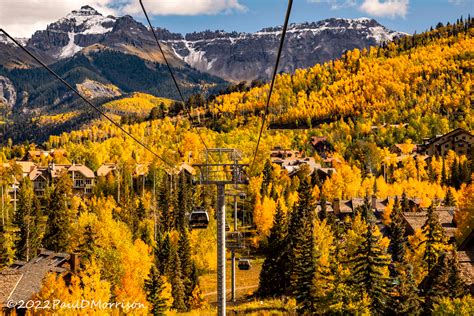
(250, 0, 293, 170)
(0, 29, 178, 171)
(139, 0, 212, 155)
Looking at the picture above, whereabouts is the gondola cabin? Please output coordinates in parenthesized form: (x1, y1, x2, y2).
(189, 209, 209, 229)
(238, 258, 251, 270)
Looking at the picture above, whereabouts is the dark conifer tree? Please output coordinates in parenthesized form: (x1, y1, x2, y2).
(441, 158, 447, 186)
(450, 158, 460, 189)
(13, 178, 46, 261)
(261, 159, 273, 196)
(258, 202, 289, 297)
(167, 243, 186, 312)
(176, 172, 192, 231)
(178, 228, 197, 310)
(422, 251, 450, 311)
(446, 250, 468, 298)
(350, 223, 391, 314)
(401, 191, 410, 212)
(386, 264, 422, 315)
(145, 265, 170, 316)
(43, 171, 74, 252)
(389, 197, 406, 263)
(444, 188, 456, 206)
(287, 177, 315, 299)
(156, 233, 172, 275)
(422, 204, 446, 271)
(291, 218, 316, 313)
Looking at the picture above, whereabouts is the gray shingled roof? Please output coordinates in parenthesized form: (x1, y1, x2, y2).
(0, 250, 71, 307)
(458, 251, 474, 287)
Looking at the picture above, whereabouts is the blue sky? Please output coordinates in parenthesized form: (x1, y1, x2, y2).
(1, 0, 473, 37)
(140, 0, 473, 35)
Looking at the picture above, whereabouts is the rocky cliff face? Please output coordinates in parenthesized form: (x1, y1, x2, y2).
(163, 18, 406, 82)
(0, 76, 16, 108)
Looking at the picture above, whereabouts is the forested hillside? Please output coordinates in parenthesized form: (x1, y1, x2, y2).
(209, 20, 473, 138)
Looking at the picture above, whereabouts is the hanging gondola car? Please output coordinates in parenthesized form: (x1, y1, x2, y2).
(189, 209, 209, 229)
(238, 258, 251, 270)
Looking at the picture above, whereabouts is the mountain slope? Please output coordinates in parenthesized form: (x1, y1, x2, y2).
(207, 21, 473, 135)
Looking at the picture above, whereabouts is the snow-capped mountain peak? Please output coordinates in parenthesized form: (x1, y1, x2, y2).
(67, 5, 101, 17)
(57, 5, 116, 35)
(27, 6, 117, 58)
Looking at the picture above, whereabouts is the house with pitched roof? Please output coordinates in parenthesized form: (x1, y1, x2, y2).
(418, 128, 473, 157)
(0, 250, 79, 311)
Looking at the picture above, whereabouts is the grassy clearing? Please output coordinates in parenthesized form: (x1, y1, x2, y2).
(199, 256, 264, 303)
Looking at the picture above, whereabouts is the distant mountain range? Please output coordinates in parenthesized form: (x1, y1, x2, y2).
(1, 5, 406, 82)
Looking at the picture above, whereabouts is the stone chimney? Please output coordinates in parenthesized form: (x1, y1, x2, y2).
(333, 198, 340, 216)
(69, 253, 80, 273)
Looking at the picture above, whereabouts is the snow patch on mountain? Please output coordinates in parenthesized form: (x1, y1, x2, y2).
(59, 32, 82, 58)
(183, 41, 209, 71)
(59, 6, 116, 35)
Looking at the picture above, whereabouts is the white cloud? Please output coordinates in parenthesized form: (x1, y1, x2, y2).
(359, 0, 409, 18)
(307, 0, 357, 9)
(0, 0, 247, 38)
(448, 0, 474, 4)
(123, 0, 246, 16)
(0, 0, 118, 38)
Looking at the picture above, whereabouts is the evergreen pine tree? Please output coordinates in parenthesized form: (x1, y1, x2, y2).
(133, 198, 147, 238)
(156, 233, 171, 275)
(286, 177, 315, 296)
(292, 218, 316, 313)
(167, 244, 186, 312)
(386, 264, 422, 315)
(422, 204, 446, 271)
(446, 250, 468, 298)
(441, 158, 447, 186)
(450, 158, 460, 189)
(350, 223, 391, 314)
(444, 188, 456, 206)
(13, 178, 46, 261)
(145, 265, 172, 316)
(258, 202, 289, 297)
(460, 160, 471, 184)
(43, 171, 74, 252)
(401, 191, 410, 212)
(178, 228, 197, 310)
(176, 172, 192, 231)
(389, 197, 406, 263)
(261, 159, 273, 196)
(422, 251, 451, 311)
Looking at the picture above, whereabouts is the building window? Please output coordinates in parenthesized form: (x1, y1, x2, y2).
(85, 179, 92, 185)
(75, 180, 84, 187)
(85, 188, 92, 194)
